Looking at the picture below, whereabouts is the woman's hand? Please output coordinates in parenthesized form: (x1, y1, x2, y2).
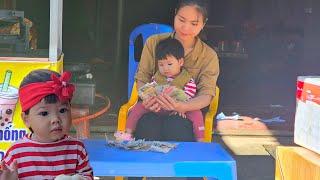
(0, 160, 18, 180)
(157, 94, 186, 113)
(142, 96, 161, 112)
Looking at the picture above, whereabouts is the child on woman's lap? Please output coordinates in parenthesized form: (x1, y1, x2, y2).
(116, 38, 204, 142)
(0, 69, 93, 180)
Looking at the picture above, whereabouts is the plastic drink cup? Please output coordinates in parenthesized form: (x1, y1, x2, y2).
(0, 70, 18, 129)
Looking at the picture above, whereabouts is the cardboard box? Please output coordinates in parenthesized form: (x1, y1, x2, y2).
(275, 146, 320, 180)
(294, 76, 320, 154)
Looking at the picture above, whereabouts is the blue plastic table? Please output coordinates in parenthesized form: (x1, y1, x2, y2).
(83, 139, 237, 180)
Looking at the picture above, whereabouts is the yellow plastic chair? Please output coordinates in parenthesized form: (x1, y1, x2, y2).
(117, 81, 220, 142)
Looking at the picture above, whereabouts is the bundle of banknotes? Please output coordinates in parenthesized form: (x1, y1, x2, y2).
(106, 135, 177, 153)
(138, 82, 189, 102)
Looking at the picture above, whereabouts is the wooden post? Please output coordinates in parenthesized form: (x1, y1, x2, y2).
(49, 0, 63, 61)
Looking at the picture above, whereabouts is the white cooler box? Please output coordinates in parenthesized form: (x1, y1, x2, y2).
(294, 76, 320, 154)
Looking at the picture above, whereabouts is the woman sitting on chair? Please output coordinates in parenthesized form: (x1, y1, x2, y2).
(134, 0, 219, 142)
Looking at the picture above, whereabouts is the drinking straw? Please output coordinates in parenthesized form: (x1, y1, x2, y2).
(1, 70, 12, 92)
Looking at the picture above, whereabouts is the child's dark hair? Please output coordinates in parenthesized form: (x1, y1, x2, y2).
(20, 69, 61, 114)
(176, 0, 209, 23)
(155, 38, 184, 61)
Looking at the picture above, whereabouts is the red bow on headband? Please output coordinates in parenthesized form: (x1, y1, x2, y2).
(19, 71, 75, 112)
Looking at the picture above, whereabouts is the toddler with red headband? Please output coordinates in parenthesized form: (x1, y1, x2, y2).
(0, 69, 93, 180)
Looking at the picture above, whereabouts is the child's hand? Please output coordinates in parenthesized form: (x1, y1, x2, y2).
(0, 160, 18, 180)
(162, 86, 174, 94)
(55, 174, 86, 180)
